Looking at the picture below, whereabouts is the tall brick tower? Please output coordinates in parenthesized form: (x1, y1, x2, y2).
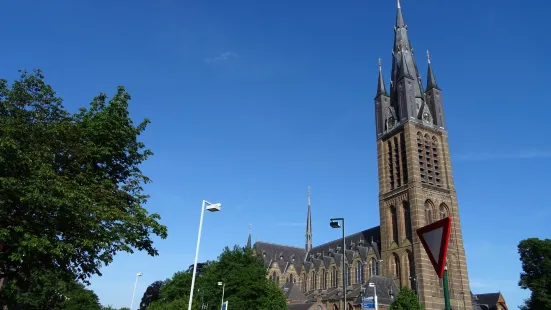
(374, 1, 472, 309)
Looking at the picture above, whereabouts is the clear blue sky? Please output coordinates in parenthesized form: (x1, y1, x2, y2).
(2, 0, 549, 309)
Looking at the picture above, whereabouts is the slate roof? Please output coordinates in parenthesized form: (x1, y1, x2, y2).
(287, 303, 320, 310)
(283, 283, 307, 302)
(309, 226, 381, 262)
(472, 292, 501, 310)
(255, 242, 307, 273)
(365, 275, 399, 305)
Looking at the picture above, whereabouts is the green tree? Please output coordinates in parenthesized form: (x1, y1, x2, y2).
(139, 280, 164, 310)
(0, 269, 101, 309)
(518, 238, 551, 310)
(389, 287, 423, 310)
(148, 246, 287, 310)
(0, 70, 167, 288)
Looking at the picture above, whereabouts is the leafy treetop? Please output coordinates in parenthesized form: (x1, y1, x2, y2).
(147, 246, 287, 310)
(0, 69, 167, 286)
(389, 287, 423, 310)
(518, 238, 551, 310)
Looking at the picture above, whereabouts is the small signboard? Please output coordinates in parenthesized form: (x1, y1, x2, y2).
(362, 296, 375, 309)
(221, 300, 228, 310)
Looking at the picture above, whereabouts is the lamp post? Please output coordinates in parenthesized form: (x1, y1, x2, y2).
(188, 200, 222, 310)
(218, 281, 225, 310)
(410, 275, 420, 307)
(443, 264, 451, 310)
(130, 272, 143, 310)
(368, 282, 378, 310)
(330, 218, 346, 310)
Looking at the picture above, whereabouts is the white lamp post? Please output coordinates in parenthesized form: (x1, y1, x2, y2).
(218, 281, 225, 310)
(130, 272, 143, 310)
(188, 200, 222, 310)
(369, 282, 378, 310)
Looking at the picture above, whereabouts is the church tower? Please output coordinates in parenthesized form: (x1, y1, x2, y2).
(375, 1, 472, 309)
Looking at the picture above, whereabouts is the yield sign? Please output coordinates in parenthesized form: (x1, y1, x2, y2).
(416, 216, 452, 278)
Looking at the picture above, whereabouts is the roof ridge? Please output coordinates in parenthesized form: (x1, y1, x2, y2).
(311, 226, 380, 249)
(256, 241, 306, 250)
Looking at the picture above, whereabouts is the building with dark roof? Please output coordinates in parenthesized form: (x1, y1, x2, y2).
(251, 1, 509, 309)
(471, 292, 509, 310)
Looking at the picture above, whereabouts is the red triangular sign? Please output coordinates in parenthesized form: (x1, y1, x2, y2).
(416, 216, 452, 278)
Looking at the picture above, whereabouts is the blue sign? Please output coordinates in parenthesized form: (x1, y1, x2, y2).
(362, 297, 375, 309)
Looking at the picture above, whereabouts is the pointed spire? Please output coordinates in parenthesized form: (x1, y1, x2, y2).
(390, 0, 424, 103)
(396, 0, 405, 27)
(426, 50, 439, 90)
(305, 186, 312, 252)
(376, 58, 388, 97)
(246, 224, 252, 249)
(397, 44, 412, 80)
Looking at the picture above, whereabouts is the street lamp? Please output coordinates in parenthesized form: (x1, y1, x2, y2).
(130, 272, 143, 310)
(188, 200, 222, 310)
(329, 218, 346, 310)
(218, 281, 225, 310)
(369, 282, 378, 310)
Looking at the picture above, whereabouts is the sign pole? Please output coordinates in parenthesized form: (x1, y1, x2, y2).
(443, 265, 451, 310)
(416, 217, 453, 310)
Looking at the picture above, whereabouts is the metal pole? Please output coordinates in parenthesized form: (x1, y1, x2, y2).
(342, 219, 346, 310)
(220, 283, 225, 310)
(130, 273, 141, 310)
(443, 266, 451, 310)
(188, 200, 207, 310)
(374, 284, 378, 310)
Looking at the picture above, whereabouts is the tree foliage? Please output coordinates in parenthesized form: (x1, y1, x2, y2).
(389, 287, 423, 310)
(0, 70, 167, 287)
(518, 238, 551, 310)
(139, 281, 164, 310)
(148, 246, 287, 310)
(0, 269, 101, 309)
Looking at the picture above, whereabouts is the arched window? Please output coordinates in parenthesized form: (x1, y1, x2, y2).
(403, 202, 412, 241)
(425, 200, 433, 225)
(394, 136, 401, 187)
(424, 134, 434, 185)
(417, 132, 427, 183)
(371, 257, 379, 276)
(271, 271, 277, 283)
(356, 261, 364, 284)
(439, 203, 448, 219)
(332, 266, 338, 287)
(289, 273, 293, 283)
(390, 206, 399, 244)
(324, 271, 328, 289)
(432, 136, 442, 186)
(310, 272, 315, 290)
(347, 265, 352, 287)
(388, 141, 395, 190)
(400, 132, 409, 183)
(393, 253, 401, 286)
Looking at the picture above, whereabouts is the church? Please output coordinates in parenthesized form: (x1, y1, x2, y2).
(251, 1, 509, 310)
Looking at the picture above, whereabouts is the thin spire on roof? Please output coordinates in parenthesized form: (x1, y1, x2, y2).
(305, 186, 313, 252)
(246, 224, 252, 249)
(426, 50, 439, 90)
(376, 58, 388, 97)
